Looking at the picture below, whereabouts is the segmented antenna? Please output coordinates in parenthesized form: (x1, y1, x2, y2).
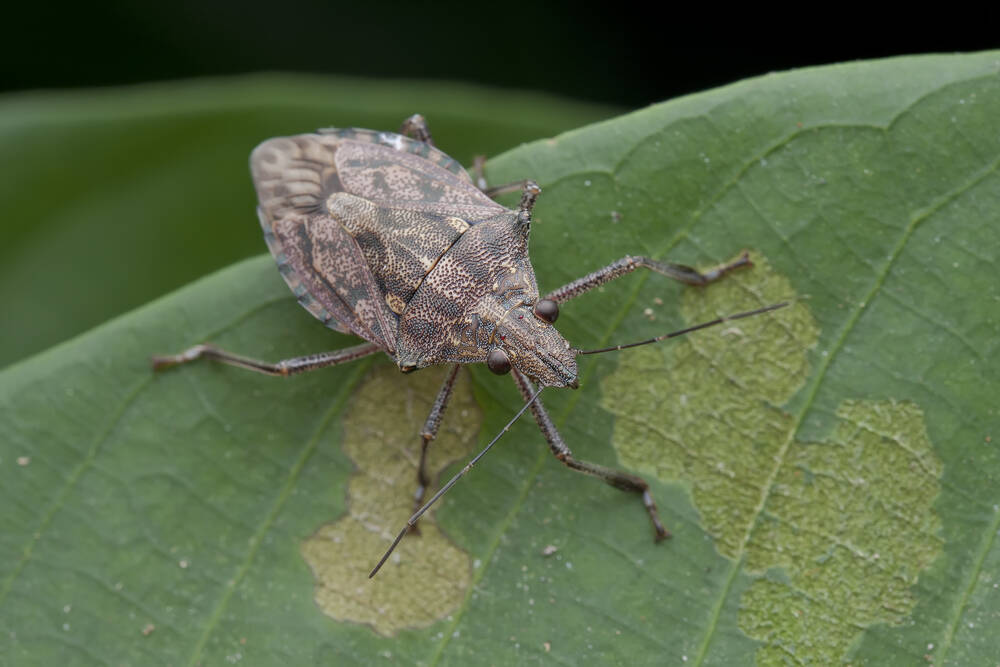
(578, 302, 788, 355)
(370, 386, 544, 578)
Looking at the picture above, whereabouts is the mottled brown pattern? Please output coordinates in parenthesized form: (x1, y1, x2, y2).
(258, 206, 353, 333)
(326, 193, 464, 315)
(251, 125, 576, 387)
(395, 213, 574, 385)
(303, 214, 399, 354)
(253, 134, 342, 221)
(335, 142, 503, 221)
(271, 212, 396, 352)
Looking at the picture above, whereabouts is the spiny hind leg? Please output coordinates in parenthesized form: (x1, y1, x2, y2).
(471, 155, 534, 199)
(151, 341, 381, 376)
(545, 252, 752, 304)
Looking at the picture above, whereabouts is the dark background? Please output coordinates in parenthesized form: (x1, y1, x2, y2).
(3, 1, 994, 107)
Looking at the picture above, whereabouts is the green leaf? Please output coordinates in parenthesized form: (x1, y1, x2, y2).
(0, 74, 620, 368)
(2, 53, 999, 665)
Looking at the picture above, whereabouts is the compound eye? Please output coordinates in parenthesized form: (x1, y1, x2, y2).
(486, 348, 512, 375)
(533, 298, 559, 324)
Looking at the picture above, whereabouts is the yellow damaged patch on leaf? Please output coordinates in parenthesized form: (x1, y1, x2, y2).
(601, 252, 943, 664)
(300, 364, 481, 636)
(603, 252, 819, 558)
(741, 399, 942, 664)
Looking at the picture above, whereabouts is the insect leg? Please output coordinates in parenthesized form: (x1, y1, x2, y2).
(511, 370, 670, 541)
(471, 155, 489, 191)
(470, 155, 535, 198)
(545, 251, 752, 304)
(151, 341, 381, 376)
(398, 114, 434, 146)
(411, 364, 462, 532)
(370, 385, 543, 578)
(484, 181, 531, 198)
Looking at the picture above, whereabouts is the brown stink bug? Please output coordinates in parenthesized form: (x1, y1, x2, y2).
(152, 114, 786, 577)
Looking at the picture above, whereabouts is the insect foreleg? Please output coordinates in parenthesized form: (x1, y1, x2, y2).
(545, 251, 752, 304)
(411, 364, 462, 530)
(151, 341, 380, 376)
(470, 155, 535, 199)
(511, 370, 670, 542)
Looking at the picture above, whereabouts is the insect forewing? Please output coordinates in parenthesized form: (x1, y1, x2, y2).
(250, 129, 509, 359)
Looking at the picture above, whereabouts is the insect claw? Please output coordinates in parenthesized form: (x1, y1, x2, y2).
(518, 180, 541, 215)
(641, 489, 671, 541)
(150, 355, 172, 371)
(150, 344, 212, 371)
(398, 113, 433, 145)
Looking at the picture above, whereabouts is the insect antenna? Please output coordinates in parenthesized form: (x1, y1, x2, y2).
(369, 385, 545, 578)
(578, 302, 788, 356)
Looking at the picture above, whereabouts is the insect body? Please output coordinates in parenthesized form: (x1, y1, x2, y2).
(252, 124, 574, 386)
(152, 115, 784, 577)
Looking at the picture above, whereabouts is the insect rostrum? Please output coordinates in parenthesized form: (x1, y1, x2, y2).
(152, 115, 785, 577)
